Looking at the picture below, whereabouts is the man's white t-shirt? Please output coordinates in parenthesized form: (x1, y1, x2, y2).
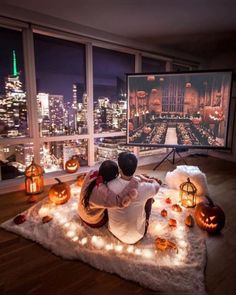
(107, 176, 159, 244)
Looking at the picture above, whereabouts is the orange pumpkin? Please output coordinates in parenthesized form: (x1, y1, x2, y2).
(48, 178, 71, 205)
(77, 173, 86, 187)
(195, 195, 225, 234)
(65, 158, 80, 173)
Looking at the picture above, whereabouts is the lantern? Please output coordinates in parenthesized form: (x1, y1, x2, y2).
(179, 178, 197, 208)
(25, 158, 44, 195)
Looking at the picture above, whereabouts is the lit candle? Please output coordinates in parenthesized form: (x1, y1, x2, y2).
(30, 182, 37, 193)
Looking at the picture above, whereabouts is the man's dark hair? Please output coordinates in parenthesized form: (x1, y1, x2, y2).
(118, 152, 138, 177)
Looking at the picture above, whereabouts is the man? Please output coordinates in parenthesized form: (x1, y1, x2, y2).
(107, 152, 160, 244)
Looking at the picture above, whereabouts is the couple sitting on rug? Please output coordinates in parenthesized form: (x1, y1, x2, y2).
(79, 152, 160, 244)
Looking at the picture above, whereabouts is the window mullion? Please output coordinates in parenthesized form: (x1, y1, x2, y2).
(86, 43, 95, 167)
(22, 27, 41, 164)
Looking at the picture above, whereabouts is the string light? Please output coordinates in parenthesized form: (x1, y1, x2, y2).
(66, 230, 76, 238)
(143, 249, 153, 259)
(80, 237, 88, 245)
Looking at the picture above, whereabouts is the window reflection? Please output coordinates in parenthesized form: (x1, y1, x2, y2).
(40, 140, 88, 173)
(0, 143, 33, 180)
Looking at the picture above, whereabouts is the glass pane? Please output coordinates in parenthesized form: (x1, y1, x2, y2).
(0, 143, 33, 181)
(34, 34, 87, 137)
(95, 136, 134, 162)
(93, 47, 135, 133)
(40, 139, 88, 173)
(142, 57, 166, 73)
(0, 27, 28, 138)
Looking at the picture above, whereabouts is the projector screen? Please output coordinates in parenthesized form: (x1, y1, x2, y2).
(127, 70, 233, 148)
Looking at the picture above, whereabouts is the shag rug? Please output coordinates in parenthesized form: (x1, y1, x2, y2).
(1, 184, 207, 294)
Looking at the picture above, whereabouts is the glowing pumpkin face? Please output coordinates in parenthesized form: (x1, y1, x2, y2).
(195, 196, 225, 234)
(65, 159, 80, 173)
(48, 178, 71, 205)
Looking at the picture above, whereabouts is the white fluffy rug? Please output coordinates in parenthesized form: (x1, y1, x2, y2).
(165, 165, 209, 196)
(1, 184, 207, 294)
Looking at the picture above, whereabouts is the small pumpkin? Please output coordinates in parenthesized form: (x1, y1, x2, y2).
(185, 214, 194, 227)
(77, 173, 86, 187)
(168, 218, 177, 228)
(155, 237, 177, 252)
(14, 214, 26, 225)
(172, 204, 182, 212)
(161, 209, 168, 217)
(42, 215, 53, 223)
(195, 195, 225, 234)
(165, 197, 172, 204)
(65, 158, 80, 173)
(48, 178, 71, 205)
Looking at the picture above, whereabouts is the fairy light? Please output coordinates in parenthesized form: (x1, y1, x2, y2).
(66, 230, 76, 238)
(127, 245, 134, 253)
(64, 222, 70, 228)
(91, 236, 104, 249)
(115, 245, 123, 252)
(179, 240, 187, 248)
(71, 203, 78, 210)
(80, 237, 88, 245)
(72, 236, 79, 242)
(143, 249, 153, 259)
(105, 244, 113, 251)
(134, 248, 142, 256)
(38, 206, 50, 217)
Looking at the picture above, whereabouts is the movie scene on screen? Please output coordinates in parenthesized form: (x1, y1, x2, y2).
(127, 71, 232, 148)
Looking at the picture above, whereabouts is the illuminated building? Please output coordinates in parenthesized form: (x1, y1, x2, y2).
(0, 50, 27, 137)
(49, 94, 65, 135)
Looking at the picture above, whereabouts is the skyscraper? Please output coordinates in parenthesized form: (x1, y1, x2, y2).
(0, 50, 27, 137)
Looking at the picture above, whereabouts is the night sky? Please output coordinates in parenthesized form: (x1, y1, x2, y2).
(0, 27, 25, 94)
(0, 26, 135, 102)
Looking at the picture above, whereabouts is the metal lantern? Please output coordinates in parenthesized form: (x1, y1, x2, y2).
(25, 158, 44, 195)
(179, 177, 197, 208)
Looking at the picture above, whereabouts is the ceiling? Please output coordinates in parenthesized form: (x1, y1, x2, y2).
(2, 0, 236, 60)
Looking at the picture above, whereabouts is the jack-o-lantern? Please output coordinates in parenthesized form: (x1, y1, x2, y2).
(48, 178, 71, 205)
(195, 195, 225, 234)
(65, 158, 80, 173)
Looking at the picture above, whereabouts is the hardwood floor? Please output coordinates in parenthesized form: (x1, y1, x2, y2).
(0, 155, 236, 295)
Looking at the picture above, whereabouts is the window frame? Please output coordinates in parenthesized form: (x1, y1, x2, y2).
(0, 20, 197, 193)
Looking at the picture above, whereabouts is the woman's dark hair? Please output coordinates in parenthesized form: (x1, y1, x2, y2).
(83, 160, 119, 208)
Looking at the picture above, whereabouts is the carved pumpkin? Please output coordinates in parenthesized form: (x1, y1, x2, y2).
(48, 178, 71, 205)
(65, 158, 80, 173)
(195, 195, 225, 234)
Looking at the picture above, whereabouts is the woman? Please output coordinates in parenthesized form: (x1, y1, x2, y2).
(78, 160, 138, 228)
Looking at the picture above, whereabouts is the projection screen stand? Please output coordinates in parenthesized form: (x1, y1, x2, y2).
(153, 148, 187, 171)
